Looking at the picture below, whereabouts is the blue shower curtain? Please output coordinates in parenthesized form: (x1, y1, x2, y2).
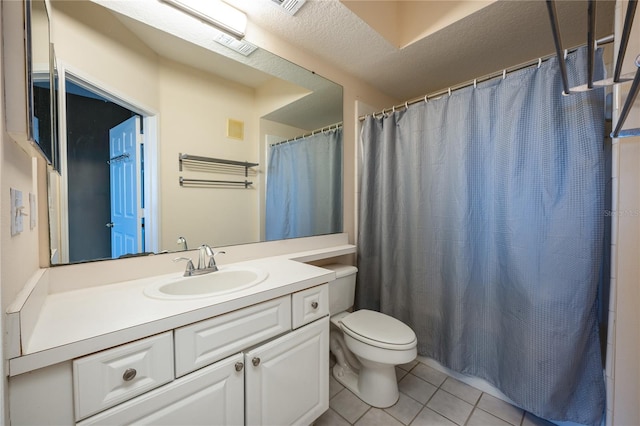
(265, 128, 343, 240)
(357, 48, 605, 425)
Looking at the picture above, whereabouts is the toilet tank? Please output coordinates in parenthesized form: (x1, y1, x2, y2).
(323, 264, 358, 315)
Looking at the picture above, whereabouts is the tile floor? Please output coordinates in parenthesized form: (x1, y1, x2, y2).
(315, 359, 556, 426)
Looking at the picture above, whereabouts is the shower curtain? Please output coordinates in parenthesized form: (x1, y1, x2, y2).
(357, 48, 605, 425)
(265, 128, 343, 241)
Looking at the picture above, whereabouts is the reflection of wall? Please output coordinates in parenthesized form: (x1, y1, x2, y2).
(51, 1, 264, 252)
(158, 57, 259, 249)
(51, 1, 159, 109)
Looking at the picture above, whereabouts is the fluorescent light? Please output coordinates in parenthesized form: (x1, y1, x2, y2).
(161, 0, 247, 39)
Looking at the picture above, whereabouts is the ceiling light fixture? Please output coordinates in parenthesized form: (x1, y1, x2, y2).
(161, 0, 247, 39)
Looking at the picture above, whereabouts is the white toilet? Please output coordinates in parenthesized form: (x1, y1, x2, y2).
(325, 264, 417, 408)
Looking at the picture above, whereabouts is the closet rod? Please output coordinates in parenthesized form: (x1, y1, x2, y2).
(271, 122, 343, 146)
(107, 152, 130, 164)
(613, 0, 637, 82)
(611, 55, 640, 138)
(358, 35, 613, 121)
(545, 0, 571, 94)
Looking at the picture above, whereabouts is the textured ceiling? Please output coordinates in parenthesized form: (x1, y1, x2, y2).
(225, 0, 616, 101)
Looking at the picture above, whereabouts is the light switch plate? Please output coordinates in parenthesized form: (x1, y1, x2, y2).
(29, 193, 36, 229)
(10, 188, 24, 236)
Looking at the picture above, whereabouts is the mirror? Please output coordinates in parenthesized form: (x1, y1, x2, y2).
(47, 0, 343, 265)
(28, 0, 58, 167)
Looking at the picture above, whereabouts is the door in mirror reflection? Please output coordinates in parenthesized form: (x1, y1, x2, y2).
(64, 78, 144, 263)
(109, 116, 143, 258)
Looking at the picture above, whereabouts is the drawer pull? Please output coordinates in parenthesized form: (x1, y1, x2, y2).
(122, 368, 137, 382)
(311, 301, 319, 309)
(252, 357, 261, 367)
(235, 362, 244, 372)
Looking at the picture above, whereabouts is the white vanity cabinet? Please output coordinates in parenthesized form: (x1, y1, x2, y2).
(245, 315, 329, 425)
(73, 331, 174, 420)
(9, 284, 331, 426)
(77, 353, 245, 425)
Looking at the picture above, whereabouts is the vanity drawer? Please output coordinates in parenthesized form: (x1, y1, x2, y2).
(73, 331, 174, 421)
(174, 296, 291, 377)
(292, 284, 329, 329)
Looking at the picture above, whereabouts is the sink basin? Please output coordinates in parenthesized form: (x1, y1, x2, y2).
(144, 266, 269, 300)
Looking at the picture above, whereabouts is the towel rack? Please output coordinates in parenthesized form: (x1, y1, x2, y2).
(179, 177, 253, 188)
(178, 153, 258, 189)
(179, 153, 258, 177)
(546, 0, 639, 138)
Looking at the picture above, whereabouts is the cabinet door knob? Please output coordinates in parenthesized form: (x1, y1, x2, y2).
(235, 362, 244, 372)
(311, 301, 319, 309)
(122, 368, 137, 381)
(252, 357, 261, 367)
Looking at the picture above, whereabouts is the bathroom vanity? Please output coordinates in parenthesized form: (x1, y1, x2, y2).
(7, 241, 355, 425)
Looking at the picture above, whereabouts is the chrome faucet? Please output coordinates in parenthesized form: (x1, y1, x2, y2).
(174, 244, 226, 277)
(198, 244, 226, 272)
(176, 236, 188, 251)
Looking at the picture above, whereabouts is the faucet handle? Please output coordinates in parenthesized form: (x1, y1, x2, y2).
(173, 257, 195, 276)
(199, 244, 213, 255)
(208, 251, 226, 269)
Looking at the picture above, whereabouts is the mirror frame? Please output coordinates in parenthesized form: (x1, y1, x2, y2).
(26, 0, 58, 168)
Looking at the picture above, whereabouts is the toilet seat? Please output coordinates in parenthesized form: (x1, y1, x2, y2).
(340, 310, 417, 351)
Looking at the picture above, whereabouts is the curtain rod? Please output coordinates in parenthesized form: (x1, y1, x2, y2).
(271, 122, 343, 146)
(359, 35, 614, 122)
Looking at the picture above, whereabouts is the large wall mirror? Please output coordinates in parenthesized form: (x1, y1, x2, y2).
(47, 0, 343, 265)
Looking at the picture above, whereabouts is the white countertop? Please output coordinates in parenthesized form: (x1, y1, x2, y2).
(9, 251, 350, 376)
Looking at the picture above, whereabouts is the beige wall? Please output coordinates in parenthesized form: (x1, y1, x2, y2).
(610, 1, 640, 424)
(158, 57, 260, 249)
(51, 1, 159, 109)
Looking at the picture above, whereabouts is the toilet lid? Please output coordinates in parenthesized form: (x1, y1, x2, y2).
(340, 310, 416, 350)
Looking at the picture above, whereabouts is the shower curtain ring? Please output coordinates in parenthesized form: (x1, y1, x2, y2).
(502, 69, 507, 79)
(537, 58, 542, 68)
(424, 95, 428, 103)
(405, 101, 409, 110)
(473, 79, 477, 88)
(448, 88, 452, 96)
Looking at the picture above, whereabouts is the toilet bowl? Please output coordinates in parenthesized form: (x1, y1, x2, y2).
(324, 264, 417, 408)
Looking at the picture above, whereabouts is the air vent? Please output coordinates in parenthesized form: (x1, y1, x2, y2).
(214, 33, 258, 56)
(270, 0, 306, 15)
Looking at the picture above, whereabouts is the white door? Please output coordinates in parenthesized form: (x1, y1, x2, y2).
(245, 317, 329, 426)
(109, 116, 142, 258)
(77, 353, 245, 425)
